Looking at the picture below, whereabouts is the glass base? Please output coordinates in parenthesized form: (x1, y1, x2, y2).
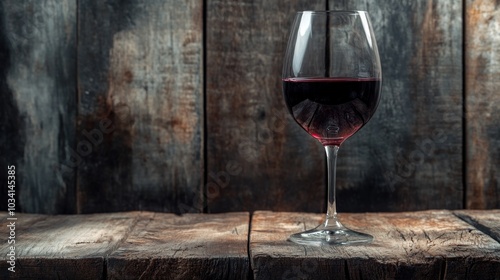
(289, 225, 373, 246)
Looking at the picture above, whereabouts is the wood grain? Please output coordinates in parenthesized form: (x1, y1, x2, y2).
(465, 0, 500, 209)
(107, 212, 250, 280)
(250, 210, 500, 280)
(77, 0, 204, 213)
(455, 209, 500, 243)
(0, 212, 142, 279)
(1, 0, 498, 214)
(206, 0, 326, 213)
(0, 0, 77, 213)
(1, 211, 499, 278)
(326, 0, 464, 212)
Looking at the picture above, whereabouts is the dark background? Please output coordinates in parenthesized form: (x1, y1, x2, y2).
(0, 0, 498, 214)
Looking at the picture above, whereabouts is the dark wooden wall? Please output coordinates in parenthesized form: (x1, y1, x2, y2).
(0, 0, 498, 214)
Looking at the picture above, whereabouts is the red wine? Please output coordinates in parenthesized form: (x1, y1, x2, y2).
(283, 77, 381, 146)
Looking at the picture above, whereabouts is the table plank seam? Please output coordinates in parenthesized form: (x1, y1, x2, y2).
(102, 212, 146, 257)
(101, 212, 146, 280)
(453, 211, 500, 245)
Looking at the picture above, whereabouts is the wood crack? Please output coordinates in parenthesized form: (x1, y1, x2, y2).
(103, 212, 148, 257)
(138, 258, 156, 280)
(439, 259, 448, 280)
(453, 212, 500, 244)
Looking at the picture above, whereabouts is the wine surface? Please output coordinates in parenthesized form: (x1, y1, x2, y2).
(282, 77, 381, 146)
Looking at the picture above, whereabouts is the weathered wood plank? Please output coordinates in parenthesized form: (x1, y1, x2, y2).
(328, 0, 463, 211)
(250, 211, 500, 280)
(206, 0, 326, 213)
(455, 209, 500, 243)
(465, 0, 500, 209)
(1, 211, 499, 279)
(77, 0, 204, 213)
(0, 0, 77, 213)
(0, 212, 142, 279)
(107, 212, 250, 280)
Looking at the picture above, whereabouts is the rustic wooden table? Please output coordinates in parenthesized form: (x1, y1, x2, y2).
(1, 210, 499, 279)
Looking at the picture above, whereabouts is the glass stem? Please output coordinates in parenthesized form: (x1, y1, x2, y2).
(324, 145, 344, 229)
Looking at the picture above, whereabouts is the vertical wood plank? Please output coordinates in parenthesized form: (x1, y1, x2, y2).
(206, 0, 326, 213)
(328, 0, 464, 211)
(465, 0, 500, 209)
(0, 0, 77, 213)
(77, 0, 204, 213)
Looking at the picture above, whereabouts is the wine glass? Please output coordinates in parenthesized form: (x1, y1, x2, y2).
(282, 10, 382, 245)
